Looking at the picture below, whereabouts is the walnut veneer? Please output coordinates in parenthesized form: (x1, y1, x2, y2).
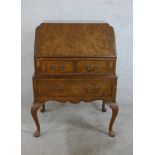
(31, 22, 119, 137)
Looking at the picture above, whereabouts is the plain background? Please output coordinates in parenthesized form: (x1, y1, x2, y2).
(21, 0, 132, 155)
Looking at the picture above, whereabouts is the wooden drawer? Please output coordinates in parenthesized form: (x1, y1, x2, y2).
(77, 60, 115, 75)
(35, 60, 74, 75)
(33, 78, 117, 100)
(35, 59, 116, 76)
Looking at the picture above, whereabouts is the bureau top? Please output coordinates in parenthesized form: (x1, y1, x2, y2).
(34, 23, 116, 58)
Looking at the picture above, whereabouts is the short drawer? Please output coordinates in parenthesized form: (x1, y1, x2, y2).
(33, 78, 117, 99)
(35, 59, 116, 76)
(36, 60, 74, 75)
(77, 60, 115, 75)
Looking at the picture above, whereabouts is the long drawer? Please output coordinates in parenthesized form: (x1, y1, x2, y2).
(33, 77, 117, 101)
(35, 58, 116, 76)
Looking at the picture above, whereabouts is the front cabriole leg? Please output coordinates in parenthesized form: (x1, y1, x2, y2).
(31, 102, 44, 137)
(107, 103, 118, 137)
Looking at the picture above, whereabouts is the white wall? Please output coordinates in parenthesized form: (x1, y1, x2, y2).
(21, 0, 133, 106)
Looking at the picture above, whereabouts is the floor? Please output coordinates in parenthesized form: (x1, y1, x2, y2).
(21, 95, 132, 155)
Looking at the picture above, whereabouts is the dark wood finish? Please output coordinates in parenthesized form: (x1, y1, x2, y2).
(31, 22, 119, 137)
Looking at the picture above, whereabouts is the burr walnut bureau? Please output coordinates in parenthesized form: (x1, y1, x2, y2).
(31, 22, 119, 137)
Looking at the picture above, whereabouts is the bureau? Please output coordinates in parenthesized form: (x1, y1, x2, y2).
(31, 22, 119, 137)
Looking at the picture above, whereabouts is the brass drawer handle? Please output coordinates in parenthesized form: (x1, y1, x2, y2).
(60, 65, 65, 70)
(51, 64, 65, 71)
(51, 85, 64, 91)
(51, 65, 56, 70)
(59, 85, 64, 91)
(86, 64, 99, 71)
(86, 86, 99, 93)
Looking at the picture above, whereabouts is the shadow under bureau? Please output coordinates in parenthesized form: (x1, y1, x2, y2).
(31, 22, 119, 137)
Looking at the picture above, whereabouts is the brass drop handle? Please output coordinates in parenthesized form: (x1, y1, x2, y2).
(59, 85, 64, 91)
(51, 65, 56, 70)
(86, 64, 99, 71)
(86, 86, 99, 93)
(51, 64, 65, 70)
(60, 65, 65, 70)
(51, 85, 64, 91)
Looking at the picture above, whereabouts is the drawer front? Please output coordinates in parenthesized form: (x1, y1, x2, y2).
(77, 60, 115, 74)
(34, 78, 116, 99)
(35, 59, 115, 76)
(36, 60, 74, 75)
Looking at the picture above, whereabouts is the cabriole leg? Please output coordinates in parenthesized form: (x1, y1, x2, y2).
(107, 103, 118, 137)
(31, 102, 43, 137)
